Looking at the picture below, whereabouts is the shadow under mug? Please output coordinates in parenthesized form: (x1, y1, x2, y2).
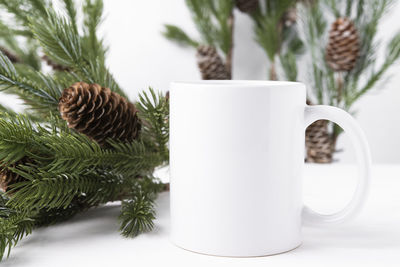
(169, 81, 371, 257)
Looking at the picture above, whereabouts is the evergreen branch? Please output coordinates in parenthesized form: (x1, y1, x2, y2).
(251, 0, 299, 79)
(62, 0, 78, 32)
(348, 32, 400, 105)
(29, 10, 83, 69)
(186, 0, 215, 45)
(0, 0, 31, 26)
(0, 114, 163, 181)
(0, 50, 61, 113)
(30, 9, 126, 98)
(162, 25, 199, 48)
(7, 167, 124, 210)
(0, 115, 35, 165)
(33, 196, 89, 227)
(279, 51, 298, 81)
(183, 0, 234, 56)
(119, 193, 155, 238)
(82, 0, 106, 60)
(137, 88, 169, 163)
(0, 193, 34, 261)
(26, 0, 48, 17)
(0, 105, 17, 117)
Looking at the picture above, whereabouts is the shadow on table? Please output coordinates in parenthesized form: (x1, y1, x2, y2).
(297, 222, 400, 252)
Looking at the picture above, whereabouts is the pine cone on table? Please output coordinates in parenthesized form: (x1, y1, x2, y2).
(325, 17, 360, 72)
(196, 45, 230, 80)
(236, 0, 259, 13)
(59, 82, 141, 146)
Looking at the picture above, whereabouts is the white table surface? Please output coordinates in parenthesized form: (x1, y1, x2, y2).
(3, 164, 400, 267)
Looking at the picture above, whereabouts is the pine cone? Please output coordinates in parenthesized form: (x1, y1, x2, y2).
(42, 55, 71, 72)
(326, 17, 360, 72)
(236, 0, 259, 13)
(59, 82, 141, 146)
(305, 120, 337, 163)
(196, 45, 230, 80)
(0, 157, 31, 192)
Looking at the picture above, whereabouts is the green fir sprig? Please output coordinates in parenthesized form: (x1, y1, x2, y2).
(163, 0, 235, 74)
(0, 0, 169, 261)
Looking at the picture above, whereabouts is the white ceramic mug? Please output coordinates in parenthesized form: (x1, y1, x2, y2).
(169, 81, 371, 257)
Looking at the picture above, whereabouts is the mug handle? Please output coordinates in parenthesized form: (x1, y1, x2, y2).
(303, 105, 372, 225)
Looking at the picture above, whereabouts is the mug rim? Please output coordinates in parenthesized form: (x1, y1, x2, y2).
(171, 80, 304, 87)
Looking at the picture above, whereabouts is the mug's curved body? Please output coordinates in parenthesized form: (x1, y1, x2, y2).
(170, 81, 305, 256)
(169, 81, 371, 257)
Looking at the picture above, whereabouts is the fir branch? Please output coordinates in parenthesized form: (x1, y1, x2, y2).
(62, 0, 78, 33)
(251, 0, 299, 79)
(0, 50, 61, 114)
(119, 193, 155, 238)
(279, 51, 298, 81)
(162, 25, 199, 48)
(7, 167, 124, 210)
(30, 9, 126, 98)
(0, 0, 31, 26)
(0, 105, 17, 117)
(348, 32, 400, 105)
(0, 193, 34, 261)
(82, 0, 106, 60)
(137, 88, 169, 163)
(184, 0, 234, 56)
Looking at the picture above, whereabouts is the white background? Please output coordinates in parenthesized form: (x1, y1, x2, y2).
(1, 0, 400, 163)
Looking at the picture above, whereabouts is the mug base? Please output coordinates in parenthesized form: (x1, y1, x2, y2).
(170, 240, 302, 258)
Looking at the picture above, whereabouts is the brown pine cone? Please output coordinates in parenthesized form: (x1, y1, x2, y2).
(59, 82, 141, 146)
(42, 55, 71, 72)
(325, 17, 360, 72)
(236, 0, 259, 13)
(305, 120, 337, 163)
(196, 45, 230, 80)
(0, 157, 31, 192)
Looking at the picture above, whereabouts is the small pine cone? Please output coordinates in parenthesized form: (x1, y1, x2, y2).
(305, 120, 337, 163)
(236, 0, 259, 13)
(0, 157, 31, 192)
(42, 55, 71, 72)
(196, 45, 230, 80)
(325, 17, 360, 72)
(59, 82, 141, 146)
(0, 47, 20, 63)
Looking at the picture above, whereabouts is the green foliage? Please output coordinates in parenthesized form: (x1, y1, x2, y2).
(163, 0, 235, 57)
(0, 52, 60, 116)
(0, 0, 50, 70)
(0, 193, 34, 260)
(119, 193, 156, 238)
(137, 88, 170, 164)
(0, 0, 170, 261)
(302, 0, 400, 112)
(82, 0, 106, 60)
(30, 8, 125, 98)
(62, 0, 78, 32)
(279, 51, 298, 81)
(250, 0, 302, 80)
(163, 25, 199, 48)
